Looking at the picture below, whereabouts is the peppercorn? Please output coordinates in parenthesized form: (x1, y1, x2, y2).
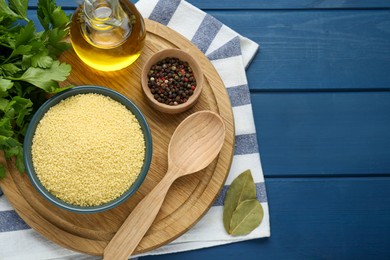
(147, 57, 197, 106)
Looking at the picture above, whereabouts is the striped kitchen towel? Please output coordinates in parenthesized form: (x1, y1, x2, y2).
(135, 0, 270, 256)
(0, 0, 270, 259)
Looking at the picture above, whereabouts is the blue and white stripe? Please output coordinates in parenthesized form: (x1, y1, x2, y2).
(0, 211, 30, 232)
(137, 0, 269, 254)
(0, 0, 269, 258)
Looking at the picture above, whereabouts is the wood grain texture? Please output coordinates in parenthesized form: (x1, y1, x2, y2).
(252, 91, 390, 176)
(28, 0, 390, 9)
(0, 19, 234, 256)
(186, 0, 390, 9)
(142, 178, 390, 260)
(104, 112, 225, 259)
(26, 6, 390, 91)
(207, 10, 390, 91)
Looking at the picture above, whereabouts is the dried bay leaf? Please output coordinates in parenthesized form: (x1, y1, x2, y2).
(223, 170, 256, 232)
(229, 199, 264, 236)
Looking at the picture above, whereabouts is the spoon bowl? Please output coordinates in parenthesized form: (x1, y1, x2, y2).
(168, 111, 226, 174)
(104, 111, 226, 260)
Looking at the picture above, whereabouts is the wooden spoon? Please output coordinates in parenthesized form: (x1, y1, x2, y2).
(104, 111, 226, 260)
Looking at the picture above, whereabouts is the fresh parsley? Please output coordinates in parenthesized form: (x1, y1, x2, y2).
(0, 0, 72, 177)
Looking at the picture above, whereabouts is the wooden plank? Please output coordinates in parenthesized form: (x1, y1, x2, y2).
(206, 10, 390, 90)
(188, 0, 390, 9)
(251, 91, 390, 176)
(28, 0, 390, 9)
(28, 0, 78, 9)
(26, 6, 390, 91)
(141, 178, 390, 259)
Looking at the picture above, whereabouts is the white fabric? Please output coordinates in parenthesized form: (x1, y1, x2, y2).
(0, 1, 270, 259)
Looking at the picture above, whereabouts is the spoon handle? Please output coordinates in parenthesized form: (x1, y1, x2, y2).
(103, 168, 180, 260)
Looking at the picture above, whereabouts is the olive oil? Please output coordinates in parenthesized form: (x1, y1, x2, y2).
(70, 0, 146, 71)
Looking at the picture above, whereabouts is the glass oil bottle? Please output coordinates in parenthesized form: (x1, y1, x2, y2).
(70, 0, 146, 71)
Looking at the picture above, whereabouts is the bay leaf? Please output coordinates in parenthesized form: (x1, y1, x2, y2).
(223, 170, 256, 232)
(229, 199, 264, 236)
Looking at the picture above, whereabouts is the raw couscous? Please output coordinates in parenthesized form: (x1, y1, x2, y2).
(31, 93, 145, 207)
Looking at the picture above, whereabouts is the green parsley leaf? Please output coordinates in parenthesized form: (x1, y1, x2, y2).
(15, 151, 24, 173)
(0, 78, 13, 92)
(10, 96, 33, 127)
(0, 0, 72, 178)
(7, 45, 32, 62)
(15, 21, 35, 47)
(0, 135, 20, 151)
(15, 60, 71, 92)
(0, 117, 13, 137)
(31, 51, 53, 68)
(0, 64, 21, 75)
(8, 0, 28, 21)
(0, 0, 20, 20)
(52, 6, 69, 28)
(0, 98, 9, 111)
(37, 0, 52, 30)
(43, 27, 71, 56)
(37, 0, 70, 30)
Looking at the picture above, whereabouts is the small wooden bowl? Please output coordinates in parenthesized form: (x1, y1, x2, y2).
(141, 49, 204, 114)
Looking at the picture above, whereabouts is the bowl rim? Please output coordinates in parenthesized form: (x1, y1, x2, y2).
(23, 85, 153, 214)
(141, 48, 204, 114)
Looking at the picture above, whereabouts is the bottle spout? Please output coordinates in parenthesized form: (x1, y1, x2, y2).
(80, 0, 132, 48)
(83, 0, 125, 28)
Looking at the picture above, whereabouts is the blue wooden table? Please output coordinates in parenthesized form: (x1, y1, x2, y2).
(27, 0, 390, 259)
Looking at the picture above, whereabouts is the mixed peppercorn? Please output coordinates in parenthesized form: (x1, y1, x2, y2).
(147, 57, 197, 106)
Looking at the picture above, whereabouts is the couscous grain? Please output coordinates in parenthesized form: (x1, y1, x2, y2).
(31, 93, 145, 206)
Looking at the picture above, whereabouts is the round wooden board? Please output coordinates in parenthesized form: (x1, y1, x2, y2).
(0, 19, 234, 256)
